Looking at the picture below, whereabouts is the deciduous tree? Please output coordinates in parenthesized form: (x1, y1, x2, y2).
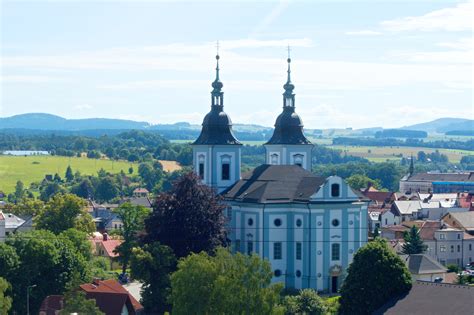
(59, 290, 104, 315)
(339, 239, 412, 315)
(0, 277, 12, 315)
(144, 172, 226, 258)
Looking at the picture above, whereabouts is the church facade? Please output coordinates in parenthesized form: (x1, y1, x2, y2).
(192, 54, 368, 292)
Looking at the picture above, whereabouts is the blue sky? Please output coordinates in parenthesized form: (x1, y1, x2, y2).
(1, 0, 472, 129)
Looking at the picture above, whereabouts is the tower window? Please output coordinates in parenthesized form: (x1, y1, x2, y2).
(331, 183, 340, 197)
(221, 163, 230, 180)
(270, 153, 279, 165)
(296, 242, 302, 260)
(198, 163, 204, 179)
(247, 241, 253, 255)
(332, 243, 340, 261)
(293, 154, 304, 167)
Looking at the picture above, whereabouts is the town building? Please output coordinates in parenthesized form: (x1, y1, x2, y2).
(400, 171, 474, 193)
(441, 211, 474, 235)
(401, 254, 447, 282)
(192, 54, 369, 292)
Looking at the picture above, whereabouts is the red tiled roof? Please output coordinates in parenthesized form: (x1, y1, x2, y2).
(39, 295, 64, 314)
(80, 279, 143, 314)
(98, 239, 122, 257)
(362, 191, 393, 203)
(133, 187, 149, 193)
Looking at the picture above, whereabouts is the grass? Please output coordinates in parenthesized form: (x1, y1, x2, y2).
(329, 145, 473, 163)
(0, 155, 137, 194)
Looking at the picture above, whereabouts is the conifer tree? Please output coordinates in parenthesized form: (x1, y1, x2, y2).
(402, 225, 427, 255)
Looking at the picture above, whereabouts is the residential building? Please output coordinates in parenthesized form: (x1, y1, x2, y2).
(0, 212, 26, 241)
(40, 279, 143, 315)
(442, 211, 474, 235)
(132, 187, 149, 197)
(373, 281, 474, 315)
(400, 172, 474, 193)
(401, 254, 447, 281)
(91, 233, 123, 270)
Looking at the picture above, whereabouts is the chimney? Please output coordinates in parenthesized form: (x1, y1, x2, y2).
(103, 232, 108, 241)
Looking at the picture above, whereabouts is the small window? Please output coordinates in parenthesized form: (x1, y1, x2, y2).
(331, 183, 340, 197)
(332, 243, 340, 261)
(247, 218, 254, 226)
(274, 242, 282, 260)
(296, 242, 302, 260)
(274, 218, 282, 227)
(469, 244, 472, 251)
(247, 241, 253, 255)
(221, 163, 230, 180)
(296, 219, 302, 227)
(296, 270, 302, 278)
(450, 245, 454, 253)
(198, 162, 205, 179)
(293, 154, 304, 167)
(270, 153, 279, 165)
(274, 269, 282, 277)
(439, 233, 445, 240)
(457, 234, 461, 240)
(440, 245, 446, 252)
(457, 245, 461, 252)
(385, 218, 388, 225)
(332, 219, 340, 227)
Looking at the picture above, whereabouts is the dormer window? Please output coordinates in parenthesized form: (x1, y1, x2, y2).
(331, 183, 340, 197)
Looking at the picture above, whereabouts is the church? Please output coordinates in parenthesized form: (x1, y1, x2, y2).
(191, 53, 368, 293)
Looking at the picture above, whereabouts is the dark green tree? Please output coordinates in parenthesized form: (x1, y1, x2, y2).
(283, 289, 327, 315)
(144, 172, 227, 258)
(95, 177, 118, 202)
(65, 165, 74, 182)
(339, 239, 412, 315)
(14, 180, 25, 201)
(113, 203, 151, 274)
(402, 225, 427, 255)
(130, 242, 176, 314)
(40, 182, 65, 201)
(59, 290, 104, 315)
(71, 178, 94, 199)
(0, 277, 12, 315)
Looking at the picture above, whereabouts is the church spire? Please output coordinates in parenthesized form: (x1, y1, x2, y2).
(211, 42, 224, 108)
(283, 45, 295, 109)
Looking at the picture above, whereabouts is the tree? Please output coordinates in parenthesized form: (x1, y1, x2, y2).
(402, 225, 427, 255)
(130, 242, 176, 314)
(95, 177, 118, 202)
(144, 172, 227, 258)
(71, 178, 94, 199)
(0, 277, 12, 315)
(35, 193, 95, 234)
(0, 243, 20, 279)
(171, 248, 282, 315)
(65, 165, 74, 182)
(339, 239, 412, 315)
(14, 180, 25, 201)
(10, 198, 44, 216)
(40, 182, 65, 201)
(2, 230, 90, 314)
(60, 228, 93, 261)
(113, 203, 151, 274)
(60, 290, 104, 315)
(346, 174, 381, 191)
(283, 289, 328, 315)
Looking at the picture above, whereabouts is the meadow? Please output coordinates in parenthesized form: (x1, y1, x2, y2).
(0, 155, 137, 194)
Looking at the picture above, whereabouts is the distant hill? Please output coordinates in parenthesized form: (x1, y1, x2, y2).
(401, 118, 474, 133)
(0, 113, 150, 130)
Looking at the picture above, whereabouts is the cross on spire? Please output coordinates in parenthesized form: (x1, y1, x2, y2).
(287, 44, 291, 59)
(216, 40, 220, 55)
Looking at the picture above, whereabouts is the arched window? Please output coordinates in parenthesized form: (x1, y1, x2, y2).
(331, 183, 340, 197)
(332, 243, 340, 261)
(221, 155, 231, 180)
(270, 153, 279, 165)
(293, 154, 304, 167)
(198, 154, 205, 179)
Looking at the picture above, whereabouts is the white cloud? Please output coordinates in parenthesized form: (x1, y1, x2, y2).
(74, 104, 93, 110)
(345, 30, 382, 36)
(381, 2, 473, 32)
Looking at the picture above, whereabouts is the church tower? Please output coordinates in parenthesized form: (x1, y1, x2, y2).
(192, 54, 242, 193)
(264, 54, 313, 170)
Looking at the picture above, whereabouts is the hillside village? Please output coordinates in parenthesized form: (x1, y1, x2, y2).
(1, 51, 473, 314)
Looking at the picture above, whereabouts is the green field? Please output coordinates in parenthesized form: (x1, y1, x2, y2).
(330, 145, 473, 163)
(0, 155, 137, 194)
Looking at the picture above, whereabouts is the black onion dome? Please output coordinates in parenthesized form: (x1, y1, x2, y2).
(193, 107, 241, 145)
(266, 107, 311, 145)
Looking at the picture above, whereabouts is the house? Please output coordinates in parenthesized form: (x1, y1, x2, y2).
(401, 254, 447, 281)
(373, 281, 474, 315)
(388, 200, 422, 224)
(120, 196, 153, 210)
(132, 187, 149, 197)
(40, 279, 143, 315)
(192, 54, 369, 293)
(0, 212, 4, 242)
(441, 211, 474, 235)
(91, 233, 123, 270)
(399, 171, 474, 194)
(381, 225, 409, 240)
(417, 193, 468, 220)
(0, 212, 25, 241)
(89, 201, 122, 231)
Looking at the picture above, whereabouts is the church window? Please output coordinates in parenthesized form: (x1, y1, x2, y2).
(274, 242, 282, 260)
(198, 163, 204, 179)
(331, 183, 340, 197)
(296, 242, 302, 260)
(274, 218, 282, 227)
(274, 269, 282, 277)
(270, 153, 279, 165)
(247, 218, 254, 226)
(286, 97, 293, 107)
(221, 163, 230, 180)
(332, 243, 340, 261)
(296, 270, 301, 278)
(247, 241, 253, 255)
(296, 218, 302, 227)
(332, 219, 340, 227)
(293, 154, 304, 167)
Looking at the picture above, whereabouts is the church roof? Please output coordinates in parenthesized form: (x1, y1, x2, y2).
(265, 57, 311, 145)
(192, 54, 241, 146)
(221, 164, 325, 204)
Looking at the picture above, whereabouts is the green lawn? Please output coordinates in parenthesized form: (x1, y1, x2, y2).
(0, 155, 137, 194)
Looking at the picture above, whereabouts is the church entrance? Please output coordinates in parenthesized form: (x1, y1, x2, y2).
(331, 276, 338, 293)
